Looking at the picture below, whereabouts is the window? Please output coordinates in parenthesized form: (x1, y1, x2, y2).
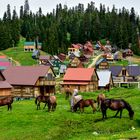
(122, 70, 126, 76)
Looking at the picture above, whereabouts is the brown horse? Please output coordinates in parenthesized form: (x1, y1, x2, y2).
(97, 93, 106, 111)
(0, 96, 14, 111)
(35, 95, 57, 112)
(65, 87, 72, 100)
(73, 99, 96, 113)
(101, 98, 134, 120)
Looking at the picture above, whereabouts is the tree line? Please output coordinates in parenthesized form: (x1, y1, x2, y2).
(0, 0, 140, 55)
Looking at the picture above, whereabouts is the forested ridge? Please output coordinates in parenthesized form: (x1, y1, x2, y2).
(0, 0, 140, 55)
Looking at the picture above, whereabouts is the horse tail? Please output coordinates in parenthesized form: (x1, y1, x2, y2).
(35, 97, 38, 105)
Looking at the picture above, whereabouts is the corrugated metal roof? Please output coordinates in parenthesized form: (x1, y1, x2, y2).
(97, 70, 112, 87)
(63, 68, 95, 81)
(3, 66, 51, 86)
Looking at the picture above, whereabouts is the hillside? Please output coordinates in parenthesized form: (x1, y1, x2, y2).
(0, 38, 47, 66)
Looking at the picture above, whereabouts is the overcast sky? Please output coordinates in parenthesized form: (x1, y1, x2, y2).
(0, 0, 140, 18)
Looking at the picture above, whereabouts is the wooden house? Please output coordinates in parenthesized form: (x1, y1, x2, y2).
(95, 58, 109, 69)
(0, 71, 12, 97)
(83, 41, 94, 56)
(68, 57, 84, 68)
(113, 51, 122, 61)
(57, 53, 66, 62)
(61, 68, 99, 92)
(122, 49, 133, 58)
(109, 65, 140, 87)
(51, 55, 65, 75)
(3, 66, 56, 98)
(39, 55, 52, 66)
(24, 42, 42, 52)
(97, 70, 113, 91)
(68, 44, 81, 57)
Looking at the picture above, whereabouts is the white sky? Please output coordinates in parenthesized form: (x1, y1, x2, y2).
(0, 0, 140, 18)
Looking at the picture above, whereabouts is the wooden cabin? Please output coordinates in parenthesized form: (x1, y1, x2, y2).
(24, 42, 42, 52)
(61, 68, 99, 92)
(39, 55, 52, 66)
(3, 66, 56, 98)
(109, 65, 140, 87)
(95, 58, 109, 69)
(83, 41, 94, 56)
(113, 51, 122, 61)
(0, 71, 12, 97)
(68, 57, 84, 68)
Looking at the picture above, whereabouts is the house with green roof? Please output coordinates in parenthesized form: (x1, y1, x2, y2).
(24, 41, 42, 52)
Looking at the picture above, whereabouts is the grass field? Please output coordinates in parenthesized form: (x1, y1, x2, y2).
(0, 88, 140, 140)
(0, 38, 46, 66)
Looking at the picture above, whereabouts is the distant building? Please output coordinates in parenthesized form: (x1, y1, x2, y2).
(24, 42, 42, 52)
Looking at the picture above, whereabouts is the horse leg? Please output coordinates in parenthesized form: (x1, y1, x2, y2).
(43, 103, 47, 109)
(119, 110, 123, 118)
(37, 102, 40, 110)
(102, 109, 107, 120)
(7, 105, 9, 111)
(114, 110, 120, 117)
(48, 103, 51, 112)
(9, 104, 12, 111)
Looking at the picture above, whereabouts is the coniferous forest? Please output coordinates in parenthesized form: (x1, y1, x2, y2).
(0, 0, 140, 55)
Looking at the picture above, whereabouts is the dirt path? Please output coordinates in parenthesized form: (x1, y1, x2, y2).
(88, 54, 103, 68)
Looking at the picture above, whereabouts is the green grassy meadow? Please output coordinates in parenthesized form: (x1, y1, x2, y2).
(0, 88, 140, 140)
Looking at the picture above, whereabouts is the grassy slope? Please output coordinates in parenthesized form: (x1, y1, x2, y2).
(0, 38, 46, 66)
(0, 88, 140, 140)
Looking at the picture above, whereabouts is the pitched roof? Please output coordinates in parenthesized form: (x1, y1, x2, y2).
(3, 66, 51, 86)
(39, 55, 51, 60)
(97, 70, 112, 87)
(0, 62, 11, 67)
(126, 66, 140, 76)
(109, 66, 122, 76)
(63, 68, 95, 81)
(0, 81, 12, 89)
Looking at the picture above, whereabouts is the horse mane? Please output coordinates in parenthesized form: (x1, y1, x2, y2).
(121, 99, 133, 112)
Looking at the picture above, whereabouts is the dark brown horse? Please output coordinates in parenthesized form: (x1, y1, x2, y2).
(73, 99, 96, 113)
(35, 95, 57, 112)
(101, 98, 134, 120)
(0, 96, 14, 111)
(97, 93, 106, 111)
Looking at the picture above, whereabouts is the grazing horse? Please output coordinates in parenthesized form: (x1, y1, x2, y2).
(97, 93, 106, 111)
(35, 95, 57, 112)
(73, 99, 96, 113)
(101, 98, 134, 120)
(0, 96, 14, 111)
(65, 87, 72, 100)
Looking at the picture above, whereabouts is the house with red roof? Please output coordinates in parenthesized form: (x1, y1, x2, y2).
(61, 68, 99, 92)
(0, 71, 12, 97)
(3, 66, 56, 98)
(83, 41, 94, 56)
